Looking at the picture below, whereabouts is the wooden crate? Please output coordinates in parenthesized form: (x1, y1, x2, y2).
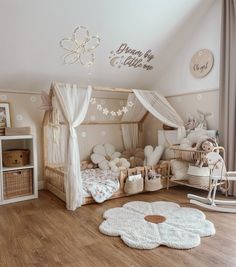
(3, 169, 33, 199)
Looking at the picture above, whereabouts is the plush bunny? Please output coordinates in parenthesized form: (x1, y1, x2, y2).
(144, 145, 164, 166)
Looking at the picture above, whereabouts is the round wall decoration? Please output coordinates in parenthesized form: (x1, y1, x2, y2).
(190, 49, 214, 78)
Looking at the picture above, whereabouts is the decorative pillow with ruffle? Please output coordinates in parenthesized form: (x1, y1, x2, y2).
(91, 144, 121, 170)
(109, 158, 130, 172)
(121, 148, 145, 168)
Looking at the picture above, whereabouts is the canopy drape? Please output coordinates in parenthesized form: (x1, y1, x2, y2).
(121, 93, 146, 149)
(54, 83, 92, 210)
(133, 89, 185, 140)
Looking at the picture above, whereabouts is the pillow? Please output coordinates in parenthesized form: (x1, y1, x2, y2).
(144, 145, 164, 166)
(170, 159, 188, 180)
(91, 143, 121, 170)
(109, 158, 130, 172)
(121, 148, 144, 168)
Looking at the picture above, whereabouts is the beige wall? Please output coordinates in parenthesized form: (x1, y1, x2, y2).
(0, 91, 44, 188)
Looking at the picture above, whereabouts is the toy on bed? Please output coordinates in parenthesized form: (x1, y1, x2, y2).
(121, 148, 144, 168)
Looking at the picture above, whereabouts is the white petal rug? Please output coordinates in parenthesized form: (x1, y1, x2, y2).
(99, 201, 215, 250)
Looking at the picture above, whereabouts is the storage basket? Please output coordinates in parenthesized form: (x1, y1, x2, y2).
(3, 149, 30, 167)
(145, 169, 163, 191)
(3, 169, 33, 199)
(124, 175, 144, 194)
(187, 165, 210, 187)
(188, 175, 209, 187)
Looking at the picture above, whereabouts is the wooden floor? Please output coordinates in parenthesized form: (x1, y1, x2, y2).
(0, 187, 236, 267)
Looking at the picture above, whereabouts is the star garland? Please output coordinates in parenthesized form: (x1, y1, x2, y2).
(89, 98, 134, 117)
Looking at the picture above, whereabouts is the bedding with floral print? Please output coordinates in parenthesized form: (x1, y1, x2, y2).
(82, 169, 120, 203)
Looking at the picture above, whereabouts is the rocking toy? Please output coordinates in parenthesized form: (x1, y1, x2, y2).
(188, 152, 236, 213)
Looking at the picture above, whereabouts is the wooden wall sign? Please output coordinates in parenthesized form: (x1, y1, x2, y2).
(109, 43, 155, 71)
(190, 49, 214, 78)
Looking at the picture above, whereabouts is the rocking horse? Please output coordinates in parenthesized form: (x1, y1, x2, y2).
(188, 152, 236, 213)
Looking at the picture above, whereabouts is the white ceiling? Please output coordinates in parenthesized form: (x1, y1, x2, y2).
(0, 0, 215, 92)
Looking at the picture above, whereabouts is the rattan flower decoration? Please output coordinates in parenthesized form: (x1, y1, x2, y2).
(60, 26, 100, 67)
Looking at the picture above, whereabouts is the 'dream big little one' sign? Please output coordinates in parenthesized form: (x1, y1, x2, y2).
(109, 43, 155, 71)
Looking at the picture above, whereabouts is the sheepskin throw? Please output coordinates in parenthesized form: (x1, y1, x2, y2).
(99, 201, 215, 250)
(91, 144, 121, 170)
(122, 148, 144, 168)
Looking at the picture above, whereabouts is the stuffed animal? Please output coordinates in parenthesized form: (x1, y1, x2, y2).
(195, 138, 218, 167)
(196, 110, 213, 130)
(197, 138, 218, 152)
(185, 114, 197, 133)
(121, 148, 144, 168)
(109, 158, 130, 172)
(80, 161, 95, 171)
(91, 144, 121, 170)
(144, 145, 164, 166)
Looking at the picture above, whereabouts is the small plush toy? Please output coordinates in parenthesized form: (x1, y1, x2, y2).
(195, 138, 218, 167)
(185, 114, 197, 133)
(197, 137, 218, 152)
(196, 110, 213, 130)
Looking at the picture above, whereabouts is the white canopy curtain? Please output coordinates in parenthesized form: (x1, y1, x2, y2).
(133, 89, 185, 140)
(54, 83, 92, 210)
(121, 93, 147, 149)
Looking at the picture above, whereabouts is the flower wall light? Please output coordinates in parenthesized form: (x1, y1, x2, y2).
(60, 26, 100, 67)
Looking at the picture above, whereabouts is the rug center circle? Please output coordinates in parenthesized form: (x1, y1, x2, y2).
(144, 215, 166, 224)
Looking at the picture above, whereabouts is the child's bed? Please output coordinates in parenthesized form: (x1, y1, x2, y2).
(42, 83, 183, 209)
(44, 161, 170, 205)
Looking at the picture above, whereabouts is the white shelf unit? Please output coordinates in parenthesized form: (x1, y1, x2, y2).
(0, 135, 38, 205)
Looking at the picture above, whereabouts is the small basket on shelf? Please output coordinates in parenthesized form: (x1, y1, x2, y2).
(2, 149, 30, 167)
(3, 169, 33, 199)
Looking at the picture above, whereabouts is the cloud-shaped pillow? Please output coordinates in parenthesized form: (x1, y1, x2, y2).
(91, 144, 121, 170)
(144, 145, 164, 166)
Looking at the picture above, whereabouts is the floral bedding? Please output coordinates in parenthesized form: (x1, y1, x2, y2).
(82, 169, 120, 203)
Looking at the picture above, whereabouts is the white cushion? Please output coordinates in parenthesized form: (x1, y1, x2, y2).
(170, 159, 188, 180)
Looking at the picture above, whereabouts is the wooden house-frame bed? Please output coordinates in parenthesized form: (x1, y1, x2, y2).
(43, 83, 184, 210)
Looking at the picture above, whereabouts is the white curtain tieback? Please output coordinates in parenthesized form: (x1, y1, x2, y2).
(69, 126, 77, 138)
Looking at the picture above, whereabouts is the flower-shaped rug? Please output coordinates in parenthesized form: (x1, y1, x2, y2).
(99, 201, 215, 250)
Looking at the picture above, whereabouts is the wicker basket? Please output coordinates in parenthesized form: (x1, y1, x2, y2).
(145, 171, 163, 191)
(3, 169, 33, 199)
(124, 175, 144, 194)
(3, 149, 30, 167)
(188, 175, 209, 187)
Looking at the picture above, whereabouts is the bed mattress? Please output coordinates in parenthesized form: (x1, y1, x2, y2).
(82, 169, 120, 203)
